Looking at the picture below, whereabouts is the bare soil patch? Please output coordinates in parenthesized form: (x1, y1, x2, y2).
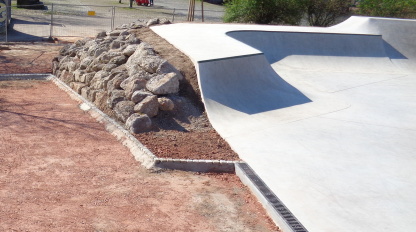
(0, 80, 279, 231)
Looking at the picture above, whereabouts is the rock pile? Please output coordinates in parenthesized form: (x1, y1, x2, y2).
(53, 19, 184, 133)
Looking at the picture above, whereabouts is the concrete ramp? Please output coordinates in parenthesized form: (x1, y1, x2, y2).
(152, 17, 416, 232)
(331, 17, 416, 72)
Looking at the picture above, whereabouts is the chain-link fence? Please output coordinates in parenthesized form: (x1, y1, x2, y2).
(0, 3, 224, 42)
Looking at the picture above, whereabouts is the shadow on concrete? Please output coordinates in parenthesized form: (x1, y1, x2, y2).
(3, 19, 50, 42)
(199, 55, 312, 115)
(10, 18, 49, 26)
(227, 31, 407, 63)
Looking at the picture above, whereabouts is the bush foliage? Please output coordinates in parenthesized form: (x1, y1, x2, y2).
(358, 0, 416, 18)
(223, 0, 305, 25)
(305, 0, 350, 26)
(223, 0, 351, 26)
(223, 0, 416, 26)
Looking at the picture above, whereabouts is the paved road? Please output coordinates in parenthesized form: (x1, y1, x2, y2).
(152, 16, 416, 232)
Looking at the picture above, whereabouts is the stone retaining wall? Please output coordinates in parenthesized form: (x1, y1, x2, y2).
(53, 19, 182, 133)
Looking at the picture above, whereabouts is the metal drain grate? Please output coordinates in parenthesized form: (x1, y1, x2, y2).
(237, 163, 308, 232)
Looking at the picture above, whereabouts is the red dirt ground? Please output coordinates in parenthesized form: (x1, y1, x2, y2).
(0, 43, 62, 74)
(0, 79, 279, 231)
(0, 43, 281, 230)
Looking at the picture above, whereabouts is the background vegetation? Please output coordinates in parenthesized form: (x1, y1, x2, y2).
(223, 0, 304, 25)
(358, 0, 416, 18)
(223, 0, 416, 26)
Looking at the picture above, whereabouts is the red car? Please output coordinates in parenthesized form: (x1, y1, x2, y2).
(135, 0, 150, 6)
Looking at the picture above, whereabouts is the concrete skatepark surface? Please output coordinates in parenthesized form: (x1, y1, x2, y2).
(152, 16, 416, 232)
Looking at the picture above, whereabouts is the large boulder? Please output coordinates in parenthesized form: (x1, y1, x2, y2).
(146, 72, 179, 95)
(107, 29, 125, 37)
(94, 90, 107, 107)
(82, 72, 96, 85)
(107, 73, 129, 93)
(158, 97, 175, 111)
(88, 43, 109, 57)
(157, 60, 184, 80)
(107, 89, 126, 109)
(96, 31, 107, 39)
(90, 70, 110, 90)
(109, 55, 128, 66)
(110, 40, 125, 50)
(73, 70, 86, 82)
(80, 86, 90, 99)
(70, 82, 87, 94)
(146, 18, 159, 27)
(114, 101, 135, 122)
(131, 90, 154, 104)
(79, 56, 94, 70)
(98, 51, 122, 64)
(102, 63, 118, 72)
(122, 44, 139, 57)
(60, 70, 74, 84)
(125, 42, 163, 75)
(134, 95, 159, 117)
(121, 75, 148, 99)
(126, 113, 152, 134)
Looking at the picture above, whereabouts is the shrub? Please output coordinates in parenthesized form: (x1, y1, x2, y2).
(305, 0, 351, 26)
(358, 0, 416, 18)
(223, 0, 304, 25)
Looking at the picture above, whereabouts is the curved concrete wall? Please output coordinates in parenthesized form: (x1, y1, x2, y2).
(332, 16, 416, 72)
(227, 30, 399, 73)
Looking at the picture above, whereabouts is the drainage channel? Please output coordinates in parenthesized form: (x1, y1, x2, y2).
(236, 163, 308, 232)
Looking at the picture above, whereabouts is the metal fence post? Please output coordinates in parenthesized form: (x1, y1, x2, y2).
(111, 6, 115, 30)
(172, 8, 175, 23)
(201, 0, 204, 22)
(50, 3, 54, 39)
(5, 4, 8, 42)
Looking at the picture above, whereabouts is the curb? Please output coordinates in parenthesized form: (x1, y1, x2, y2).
(155, 158, 242, 173)
(0, 74, 241, 172)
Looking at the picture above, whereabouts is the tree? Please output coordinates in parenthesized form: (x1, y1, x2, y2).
(358, 0, 416, 18)
(223, 0, 305, 25)
(305, 0, 351, 26)
(223, 0, 352, 26)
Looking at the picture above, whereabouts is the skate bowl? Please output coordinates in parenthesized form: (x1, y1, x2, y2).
(152, 16, 416, 232)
